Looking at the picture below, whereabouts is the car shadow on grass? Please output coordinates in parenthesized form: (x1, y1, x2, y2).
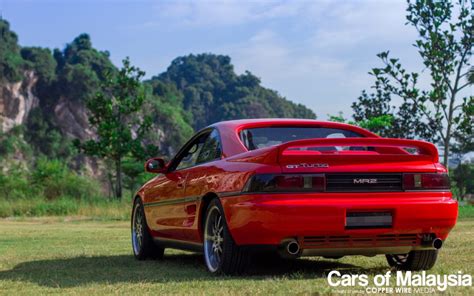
(0, 252, 388, 288)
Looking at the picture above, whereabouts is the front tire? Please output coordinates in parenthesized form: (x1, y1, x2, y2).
(386, 250, 438, 271)
(203, 198, 249, 274)
(131, 198, 164, 260)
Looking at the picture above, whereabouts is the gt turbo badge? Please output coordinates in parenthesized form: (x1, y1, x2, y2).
(286, 163, 329, 169)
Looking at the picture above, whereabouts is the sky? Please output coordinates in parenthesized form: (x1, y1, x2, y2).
(2, 0, 428, 119)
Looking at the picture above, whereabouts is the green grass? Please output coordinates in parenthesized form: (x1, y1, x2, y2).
(0, 197, 130, 220)
(458, 205, 474, 219)
(0, 218, 473, 295)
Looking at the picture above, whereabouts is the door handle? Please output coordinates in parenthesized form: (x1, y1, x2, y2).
(176, 173, 187, 189)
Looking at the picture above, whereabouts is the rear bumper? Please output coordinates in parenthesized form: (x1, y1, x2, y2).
(220, 191, 458, 253)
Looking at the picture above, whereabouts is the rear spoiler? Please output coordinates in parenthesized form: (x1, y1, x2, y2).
(226, 137, 439, 164)
(276, 138, 439, 163)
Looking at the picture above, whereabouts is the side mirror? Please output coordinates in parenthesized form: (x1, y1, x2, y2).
(145, 158, 167, 174)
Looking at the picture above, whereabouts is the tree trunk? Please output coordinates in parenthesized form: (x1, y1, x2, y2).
(130, 177, 136, 200)
(107, 170, 115, 199)
(443, 136, 450, 169)
(115, 158, 122, 200)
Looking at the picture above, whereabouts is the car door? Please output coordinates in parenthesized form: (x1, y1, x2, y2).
(144, 131, 211, 241)
(180, 129, 223, 242)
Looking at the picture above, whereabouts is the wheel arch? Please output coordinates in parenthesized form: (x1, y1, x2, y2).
(133, 194, 143, 204)
(199, 192, 220, 239)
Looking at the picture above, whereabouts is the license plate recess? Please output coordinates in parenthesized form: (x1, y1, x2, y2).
(346, 211, 392, 229)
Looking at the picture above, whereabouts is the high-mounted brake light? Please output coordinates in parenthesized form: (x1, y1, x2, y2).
(243, 174, 325, 192)
(403, 173, 450, 190)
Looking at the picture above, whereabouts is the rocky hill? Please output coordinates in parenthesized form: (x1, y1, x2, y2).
(0, 19, 316, 170)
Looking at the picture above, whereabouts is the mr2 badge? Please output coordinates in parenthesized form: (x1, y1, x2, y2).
(353, 178, 378, 184)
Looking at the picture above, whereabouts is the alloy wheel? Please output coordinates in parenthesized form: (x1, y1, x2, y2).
(390, 254, 408, 264)
(132, 204, 144, 255)
(204, 206, 224, 272)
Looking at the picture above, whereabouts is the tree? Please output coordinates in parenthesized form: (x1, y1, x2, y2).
(21, 47, 56, 84)
(451, 96, 474, 162)
(75, 58, 151, 199)
(451, 162, 474, 200)
(328, 112, 394, 134)
(0, 19, 24, 82)
(25, 108, 74, 159)
(353, 0, 473, 167)
(55, 34, 116, 103)
(157, 53, 316, 129)
(21, 47, 58, 104)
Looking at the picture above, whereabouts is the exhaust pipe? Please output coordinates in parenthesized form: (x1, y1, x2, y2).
(286, 240, 300, 255)
(432, 238, 443, 250)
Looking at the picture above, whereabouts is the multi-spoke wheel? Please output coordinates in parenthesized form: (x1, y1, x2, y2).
(386, 250, 438, 271)
(203, 199, 249, 274)
(387, 254, 408, 265)
(131, 198, 164, 260)
(204, 205, 224, 272)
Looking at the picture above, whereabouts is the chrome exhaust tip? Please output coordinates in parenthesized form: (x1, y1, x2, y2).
(286, 240, 300, 255)
(432, 238, 443, 249)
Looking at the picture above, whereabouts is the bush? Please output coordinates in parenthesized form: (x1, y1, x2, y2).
(0, 165, 39, 199)
(450, 163, 474, 200)
(0, 157, 101, 201)
(0, 126, 33, 158)
(0, 156, 131, 219)
(32, 157, 100, 200)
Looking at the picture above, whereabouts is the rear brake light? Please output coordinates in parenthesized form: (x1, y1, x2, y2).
(243, 174, 325, 192)
(403, 173, 450, 190)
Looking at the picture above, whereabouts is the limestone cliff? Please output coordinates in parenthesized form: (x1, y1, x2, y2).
(54, 96, 95, 140)
(0, 71, 38, 132)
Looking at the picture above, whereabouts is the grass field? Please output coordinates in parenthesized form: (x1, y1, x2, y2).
(0, 218, 472, 295)
(0, 197, 130, 219)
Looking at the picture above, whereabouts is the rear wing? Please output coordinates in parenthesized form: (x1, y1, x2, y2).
(277, 138, 439, 163)
(226, 137, 439, 165)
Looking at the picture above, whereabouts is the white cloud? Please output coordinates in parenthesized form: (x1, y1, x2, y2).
(310, 1, 415, 50)
(137, 0, 426, 119)
(147, 0, 307, 28)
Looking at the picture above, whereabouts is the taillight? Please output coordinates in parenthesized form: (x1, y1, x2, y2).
(243, 174, 325, 192)
(403, 173, 450, 190)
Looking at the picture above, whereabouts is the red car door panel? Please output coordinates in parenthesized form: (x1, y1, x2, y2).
(144, 171, 188, 240)
(144, 128, 223, 243)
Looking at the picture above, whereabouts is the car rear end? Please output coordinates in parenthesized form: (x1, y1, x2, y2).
(221, 126, 458, 269)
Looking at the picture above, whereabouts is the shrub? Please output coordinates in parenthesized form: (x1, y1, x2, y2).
(0, 165, 39, 199)
(32, 157, 101, 200)
(450, 163, 474, 200)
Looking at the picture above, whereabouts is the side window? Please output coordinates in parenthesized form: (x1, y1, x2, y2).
(174, 133, 210, 171)
(196, 129, 222, 164)
(326, 132, 346, 138)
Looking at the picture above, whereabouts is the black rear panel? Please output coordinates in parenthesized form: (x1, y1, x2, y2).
(326, 173, 403, 192)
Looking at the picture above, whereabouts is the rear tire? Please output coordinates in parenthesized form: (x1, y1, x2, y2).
(203, 198, 249, 274)
(386, 250, 438, 271)
(131, 198, 164, 260)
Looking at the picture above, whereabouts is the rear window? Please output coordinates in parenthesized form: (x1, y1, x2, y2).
(240, 126, 363, 150)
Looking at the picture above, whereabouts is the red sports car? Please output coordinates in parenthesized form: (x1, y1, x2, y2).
(131, 119, 458, 274)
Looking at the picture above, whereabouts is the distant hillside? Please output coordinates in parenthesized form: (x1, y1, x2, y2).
(0, 19, 316, 163)
(155, 54, 315, 129)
